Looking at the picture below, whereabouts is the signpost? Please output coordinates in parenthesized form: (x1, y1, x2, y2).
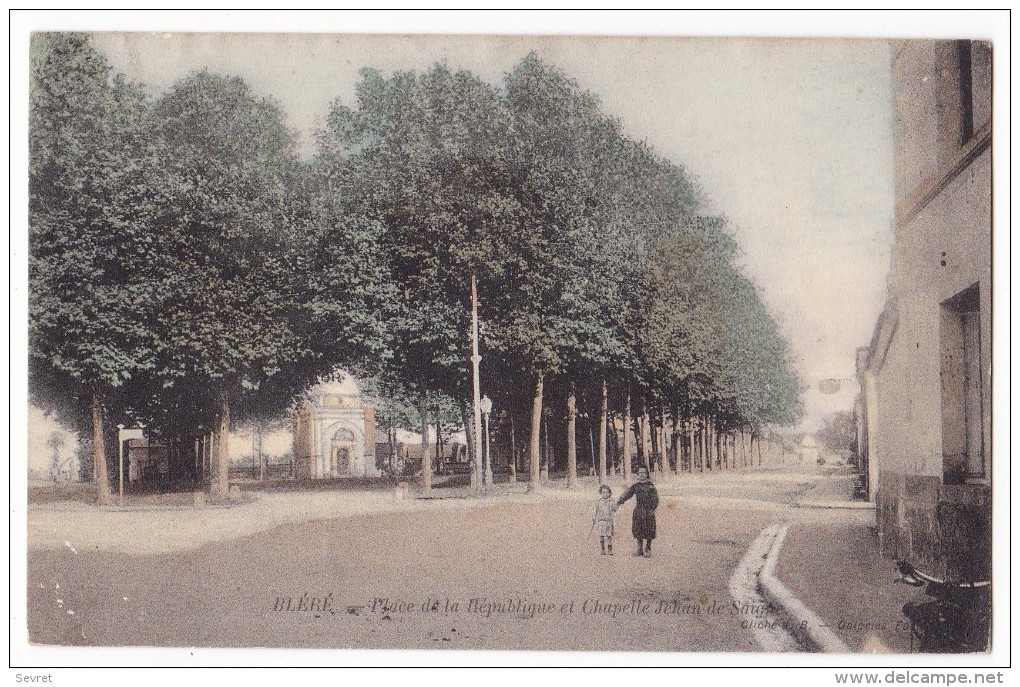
(117, 424, 124, 507)
(116, 426, 146, 507)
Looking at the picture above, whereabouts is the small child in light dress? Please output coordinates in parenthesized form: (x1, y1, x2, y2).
(591, 485, 619, 555)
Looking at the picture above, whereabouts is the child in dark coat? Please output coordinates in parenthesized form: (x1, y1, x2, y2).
(617, 467, 660, 557)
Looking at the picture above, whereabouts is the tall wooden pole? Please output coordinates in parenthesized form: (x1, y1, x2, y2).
(470, 275, 483, 489)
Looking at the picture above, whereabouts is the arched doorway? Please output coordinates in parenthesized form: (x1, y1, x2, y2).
(330, 427, 357, 477)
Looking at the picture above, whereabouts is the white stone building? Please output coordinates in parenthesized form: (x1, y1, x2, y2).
(292, 376, 378, 479)
(858, 39, 991, 581)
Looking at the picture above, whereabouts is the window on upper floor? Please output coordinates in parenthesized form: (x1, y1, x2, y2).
(958, 40, 992, 144)
(969, 41, 992, 135)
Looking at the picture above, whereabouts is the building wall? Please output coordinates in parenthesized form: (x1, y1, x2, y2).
(874, 153, 991, 477)
(865, 40, 991, 580)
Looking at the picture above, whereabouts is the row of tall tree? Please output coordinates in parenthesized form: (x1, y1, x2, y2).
(28, 34, 799, 502)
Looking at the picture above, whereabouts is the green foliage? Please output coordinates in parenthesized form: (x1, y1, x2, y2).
(29, 33, 165, 432)
(502, 54, 634, 378)
(116, 69, 308, 438)
(28, 38, 803, 463)
(817, 410, 857, 456)
(320, 63, 524, 398)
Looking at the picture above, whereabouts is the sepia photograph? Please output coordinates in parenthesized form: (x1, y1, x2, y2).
(11, 10, 1007, 673)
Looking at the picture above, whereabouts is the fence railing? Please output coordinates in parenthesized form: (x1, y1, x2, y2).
(227, 460, 294, 480)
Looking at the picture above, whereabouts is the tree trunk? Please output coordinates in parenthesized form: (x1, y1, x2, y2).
(461, 400, 477, 487)
(709, 413, 718, 468)
(598, 379, 608, 483)
(641, 405, 651, 472)
(705, 417, 711, 471)
(704, 421, 710, 469)
(204, 431, 212, 480)
(388, 419, 396, 473)
(529, 372, 543, 488)
(671, 406, 681, 476)
(634, 400, 647, 472)
(622, 391, 632, 481)
(543, 408, 552, 474)
(609, 414, 620, 476)
(657, 404, 668, 475)
(255, 424, 264, 481)
(213, 397, 230, 499)
(644, 407, 652, 470)
(90, 391, 112, 505)
(565, 380, 577, 487)
(698, 416, 705, 471)
(509, 411, 517, 482)
(421, 402, 432, 490)
(435, 419, 442, 472)
(695, 418, 701, 472)
(688, 416, 695, 474)
(714, 422, 722, 471)
(651, 411, 660, 474)
(650, 410, 659, 474)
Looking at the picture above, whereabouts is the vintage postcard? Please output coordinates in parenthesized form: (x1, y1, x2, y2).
(13, 11, 1007, 672)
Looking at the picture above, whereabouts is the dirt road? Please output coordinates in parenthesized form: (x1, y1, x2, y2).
(28, 498, 796, 651)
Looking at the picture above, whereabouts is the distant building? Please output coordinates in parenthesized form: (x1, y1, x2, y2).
(858, 40, 991, 581)
(292, 376, 379, 478)
(27, 405, 80, 482)
(376, 438, 468, 476)
(798, 435, 819, 465)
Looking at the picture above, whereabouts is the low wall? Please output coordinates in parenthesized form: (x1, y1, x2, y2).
(877, 470, 990, 580)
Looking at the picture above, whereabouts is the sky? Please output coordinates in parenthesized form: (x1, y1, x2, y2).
(84, 30, 895, 431)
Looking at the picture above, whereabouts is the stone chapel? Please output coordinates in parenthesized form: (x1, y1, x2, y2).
(292, 375, 378, 479)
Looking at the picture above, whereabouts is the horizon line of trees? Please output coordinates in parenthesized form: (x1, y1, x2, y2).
(29, 33, 801, 503)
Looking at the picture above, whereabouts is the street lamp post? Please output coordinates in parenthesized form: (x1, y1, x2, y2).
(480, 395, 493, 486)
(116, 424, 125, 508)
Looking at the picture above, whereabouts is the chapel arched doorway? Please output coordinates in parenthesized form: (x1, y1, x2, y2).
(330, 427, 356, 477)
